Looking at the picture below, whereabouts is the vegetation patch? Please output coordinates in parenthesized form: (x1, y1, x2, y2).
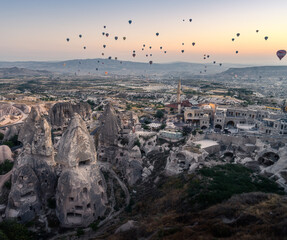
(0, 160, 13, 175)
(187, 164, 285, 209)
(0, 220, 34, 240)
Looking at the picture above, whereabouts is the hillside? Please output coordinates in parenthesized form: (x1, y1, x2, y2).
(221, 66, 287, 78)
(0, 67, 52, 78)
(0, 59, 246, 76)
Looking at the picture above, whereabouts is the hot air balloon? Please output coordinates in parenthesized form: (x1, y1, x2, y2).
(149, 61, 153, 65)
(106, 33, 109, 37)
(277, 50, 286, 60)
(105, 72, 108, 75)
(181, 50, 184, 53)
(66, 38, 70, 42)
(236, 33, 240, 37)
(79, 34, 82, 38)
(232, 38, 235, 41)
(189, 18, 192, 22)
(236, 51, 238, 54)
(264, 36, 268, 40)
(63, 63, 66, 67)
(128, 20, 132, 24)
(115, 36, 118, 40)
(103, 45, 106, 48)
(192, 42, 195, 46)
(123, 37, 126, 40)
(156, 32, 159, 36)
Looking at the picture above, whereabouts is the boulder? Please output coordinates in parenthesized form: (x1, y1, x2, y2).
(0, 145, 13, 163)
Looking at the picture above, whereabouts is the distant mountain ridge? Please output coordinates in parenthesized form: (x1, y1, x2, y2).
(221, 66, 287, 78)
(0, 59, 249, 76)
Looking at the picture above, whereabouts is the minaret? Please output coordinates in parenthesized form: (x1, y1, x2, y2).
(177, 78, 181, 114)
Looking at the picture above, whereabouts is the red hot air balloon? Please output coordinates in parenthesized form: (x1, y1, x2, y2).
(277, 50, 286, 60)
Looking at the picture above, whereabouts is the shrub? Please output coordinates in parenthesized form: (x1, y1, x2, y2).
(155, 110, 164, 119)
(76, 228, 84, 237)
(187, 164, 285, 209)
(4, 180, 11, 190)
(0, 160, 14, 175)
(134, 139, 141, 148)
(47, 198, 56, 209)
(0, 220, 34, 240)
(89, 220, 100, 231)
(0, 132, 4, 141)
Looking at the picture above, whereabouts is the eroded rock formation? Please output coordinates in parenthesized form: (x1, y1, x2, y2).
(55, 113, 107, 227)
(6, 107, 56, 222)
(49, 102, 91, 130)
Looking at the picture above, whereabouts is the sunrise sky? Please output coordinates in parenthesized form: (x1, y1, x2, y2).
(1, 0, 286, 65)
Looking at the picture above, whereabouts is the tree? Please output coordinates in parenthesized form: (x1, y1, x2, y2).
(182, 126, 192, 136)
(134, 139, 141, 148)
(0, 132, 4, 141)
(155, 110, 164, 119)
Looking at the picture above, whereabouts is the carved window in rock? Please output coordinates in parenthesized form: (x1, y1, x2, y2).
(69, 197, 74, 202)
(83, 187, 88, 194)
(79, 159, 91, 167)
(98, 180, 103, 187)
(75, 206, 83, 210)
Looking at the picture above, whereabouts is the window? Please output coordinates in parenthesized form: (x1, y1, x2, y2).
(79, 159, 91, 167)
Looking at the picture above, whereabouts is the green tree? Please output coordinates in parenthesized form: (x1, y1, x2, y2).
(0, 132, 4, 141)
(155, 110, 164, 119)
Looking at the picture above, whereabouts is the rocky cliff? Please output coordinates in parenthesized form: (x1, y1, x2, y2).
(5, 107, 56, 223)
(49, 102, 91, 130)
(55, 113, 107, 227)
